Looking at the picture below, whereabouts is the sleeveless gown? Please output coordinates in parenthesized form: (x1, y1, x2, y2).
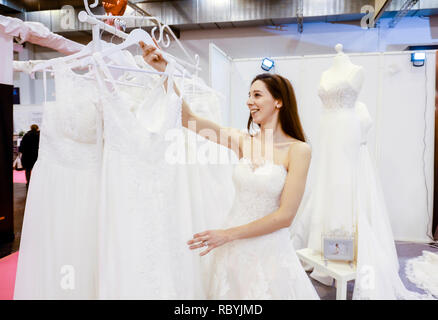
(290, 68, 433, 299)
(14, 62, 101, 299)
(208, 158, 319, 299)
(92, 54, 206, 299)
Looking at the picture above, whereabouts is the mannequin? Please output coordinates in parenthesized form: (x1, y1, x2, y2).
(307, 44, 364, 256)
(291, 44, 430, 299)
(319, 44, 364, 94)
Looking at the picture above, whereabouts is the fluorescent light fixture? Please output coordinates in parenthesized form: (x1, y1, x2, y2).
(411, 52, 425, 67)
(261, 58, 274, 71)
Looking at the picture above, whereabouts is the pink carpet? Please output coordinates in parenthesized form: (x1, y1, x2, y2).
(13, 170, 26, 184)
(0, 252, 18, 300)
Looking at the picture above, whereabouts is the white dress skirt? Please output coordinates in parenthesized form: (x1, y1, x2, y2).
(14, 62, 101, 299)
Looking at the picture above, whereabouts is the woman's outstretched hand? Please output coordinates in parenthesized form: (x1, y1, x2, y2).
(187, 229, 233, 256)
(139, 41, 167, 73)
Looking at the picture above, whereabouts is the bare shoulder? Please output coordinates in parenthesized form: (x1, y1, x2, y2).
(288, 141, 311, 156)
(287, 141, 312, 166)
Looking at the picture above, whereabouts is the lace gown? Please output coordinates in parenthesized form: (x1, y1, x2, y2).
(92, 54, 205, 299)
(208, 158, 320, 300)
(14, 62, 101, 299)
(406, 250, 438, 298)
(290, 67, 432, 299)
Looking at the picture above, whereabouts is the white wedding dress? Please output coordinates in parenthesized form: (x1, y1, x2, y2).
(290, 52, 432, 299)
(208, 158, 319, 300)
(405, 250, 438, 298)
(93, 54, 209, 299)
(14, 61, 101, 299)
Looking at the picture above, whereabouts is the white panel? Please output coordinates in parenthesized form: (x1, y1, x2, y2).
(378, 52, 435, 242)
(209, 43, 231, 126)
(229, 59, 260, 130)
(13, 104, 44, 135)
(229, 51, 435, 242)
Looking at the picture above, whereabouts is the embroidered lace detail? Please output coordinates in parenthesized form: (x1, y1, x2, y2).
(37, 64, 101, 169)
(405, 250, 438, 299)
(208, 158, 319, 300)
(318, 80, 359, 110)
(95, 61, 188, 299)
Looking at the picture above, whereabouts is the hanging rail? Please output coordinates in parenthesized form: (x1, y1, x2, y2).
(82, 0, 200, 70)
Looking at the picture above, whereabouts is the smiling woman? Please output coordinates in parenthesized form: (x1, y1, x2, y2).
(141, 42, 319, 299)
(247, 73, 306, 143)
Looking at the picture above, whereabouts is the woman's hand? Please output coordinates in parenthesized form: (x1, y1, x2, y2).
(139, 41, 167, 73)
(187, 229, 234, 256)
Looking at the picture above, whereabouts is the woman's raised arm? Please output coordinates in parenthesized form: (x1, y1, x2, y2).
(140, 41, 242, 155)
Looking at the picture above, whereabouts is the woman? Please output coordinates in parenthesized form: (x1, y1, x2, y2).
(141, 42, 319, 299)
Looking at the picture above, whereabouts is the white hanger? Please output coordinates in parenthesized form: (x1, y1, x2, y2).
(65, 28, 187, 77)
(81, 0, 200, 72)
(32, 43, 93, 73)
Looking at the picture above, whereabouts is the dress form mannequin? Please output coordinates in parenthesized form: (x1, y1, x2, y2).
(291, 44, 430, 299)
(319, 44, 364, 96)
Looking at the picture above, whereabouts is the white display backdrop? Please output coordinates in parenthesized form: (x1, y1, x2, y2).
(209, 43, 232, 126)
(13, 104, 44, 135)
(212, 49, 435, 242)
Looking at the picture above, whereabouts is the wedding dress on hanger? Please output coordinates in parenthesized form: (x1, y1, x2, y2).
(133, 55, 236, 296)
(93, 53, 207, 299)
(14, 61, 101, 299)
(290, 44, 432, 299)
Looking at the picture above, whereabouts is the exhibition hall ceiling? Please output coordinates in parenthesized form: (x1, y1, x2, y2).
(1, 0, 438, 32)
(0, 0, 170, 13)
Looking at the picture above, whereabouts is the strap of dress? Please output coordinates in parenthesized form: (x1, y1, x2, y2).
(135, 58, 181, 133)
(92, 52, 119, 97)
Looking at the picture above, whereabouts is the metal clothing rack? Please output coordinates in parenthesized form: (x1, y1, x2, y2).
(80, 0, 200, 72)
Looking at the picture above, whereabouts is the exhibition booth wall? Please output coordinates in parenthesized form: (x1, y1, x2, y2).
(209, 48, 435, 243)
(10, 15, 436, 243)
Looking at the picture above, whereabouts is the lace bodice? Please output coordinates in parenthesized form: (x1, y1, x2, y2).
(37, 63, 101, 169)
(53, 63, 99, 144)
(318, 66, 363, 110)
(226, 158, 287, 226)
(318, 80, 359, 110)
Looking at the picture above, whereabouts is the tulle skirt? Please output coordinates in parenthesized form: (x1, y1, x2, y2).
(14, 157, 100, 299)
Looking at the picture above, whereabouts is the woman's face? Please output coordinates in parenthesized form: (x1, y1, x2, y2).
(247, 80, 280, 125)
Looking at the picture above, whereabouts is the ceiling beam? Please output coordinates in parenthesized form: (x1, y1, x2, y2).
(389, 0, 420, 28)
(374, 0, 393, 24)
(0, 0, 24, 13)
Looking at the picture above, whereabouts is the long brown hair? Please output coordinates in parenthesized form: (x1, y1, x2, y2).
(248, 73, 306, 142)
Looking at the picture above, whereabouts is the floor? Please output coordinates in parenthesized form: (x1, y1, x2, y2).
(309, 241, 438, 300)
(0, 182, 26, 259)
(1, 171, 437, 300)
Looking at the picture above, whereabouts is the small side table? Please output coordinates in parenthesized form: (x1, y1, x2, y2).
(296, 248, 357, 300)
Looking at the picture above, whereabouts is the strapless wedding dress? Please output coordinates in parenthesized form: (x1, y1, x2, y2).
(290, 67, 433, 299)
(208, 158, 319, 299)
